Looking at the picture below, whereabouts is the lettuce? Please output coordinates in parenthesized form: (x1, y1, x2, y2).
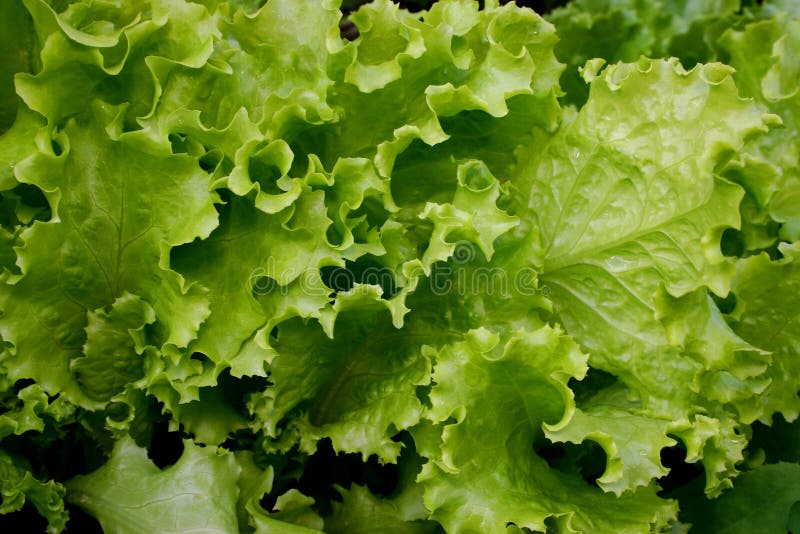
(0, 0, 798, 532)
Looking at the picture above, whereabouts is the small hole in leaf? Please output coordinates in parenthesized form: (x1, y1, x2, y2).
(576, 441, 606, 486)
(535, 440, 606, 487)
(536, 442, 566, 467)
(658, 442, 703, 496)
(106, 402, 130, 422)
(217, 370, 270, 415)
(712, 290, 737, 314)
(320, 258, 397, 298)
(326, 225, 344, 247)
(339, 18, 359, 40)
(720, 228, 745, 257)
(11, 378, 35, 393)
(221, 428, 260, 452)
(568, 368, 617, 405)
(251, 275, 279, 297)
(51, 138, 63, 156)
(248, 156, 283, 196)
(190, 352, 209, 363)
(746, 414, 800, 464)
(13, 183, 51, 221)
(363, 455, 400, 498)
(168, 133, 188, 154)
(147, 420, 184, 469)
(321, 265, 355, 294)
(296, 438, 401, 516)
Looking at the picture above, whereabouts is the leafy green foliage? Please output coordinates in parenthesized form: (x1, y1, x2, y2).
(679, 463, 800, 533)
(0, 0, 798, 532)
(67, 437, 242, 533)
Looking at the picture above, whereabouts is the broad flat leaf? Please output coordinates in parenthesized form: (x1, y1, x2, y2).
(518, 58, 770, 494)
(67, 437, 241, 534)
(523, 58, 766, 409)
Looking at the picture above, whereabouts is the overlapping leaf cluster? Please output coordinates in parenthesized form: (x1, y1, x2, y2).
(0, 0, 797, 532)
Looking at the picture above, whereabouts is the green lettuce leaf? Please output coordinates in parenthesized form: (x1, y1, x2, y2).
(0, 383, 75, 441)
(0, 101, 217, 406)
(249, 285, 434, 462)
(717, 9, 800, 250)
(326, 484, 439, 534)
(235, 451, 324, 533)
(544, 383, 679, 496)
(518, 58, 771, 494)
(680, 463, 800, 533)
(170, 190, 341, 376)
(0, 449, 68, 534)
(17, 0, 219, 128)
(548, 0, 739, 105)
(415, 326, 677, 533)
(324, 427, 438, 533)
(0, 0, 36, 134)
(0, 0, 797, 531)
(0, 107, 44, 193)
(67, 437, 241, 533)
(727, 243, 800, 421)
(71, 292, 156, 403)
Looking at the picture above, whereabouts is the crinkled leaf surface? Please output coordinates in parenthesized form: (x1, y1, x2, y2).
(0, 102, 217, 406)
(0, 449, 68, 534)
(250, 285, 436, 462)
(416, 327, 677, 533)
(717, 11, 800, 249)
(548, 0, 738, 105)
(0, 0, 797, 532)
(727, 244, 800, 421)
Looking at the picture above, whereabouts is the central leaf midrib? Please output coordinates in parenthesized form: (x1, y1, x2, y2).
(539, 132, 705, 276)
(310, 330, 431, 426)
(542, 222, 685, 274)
